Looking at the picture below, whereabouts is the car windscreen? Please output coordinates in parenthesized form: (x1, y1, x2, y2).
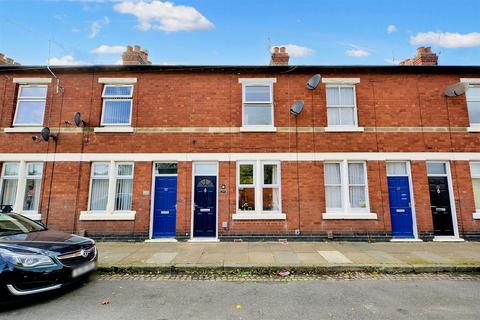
(0, 213, 45, 236)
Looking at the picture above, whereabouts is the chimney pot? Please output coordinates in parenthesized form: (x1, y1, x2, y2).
(122, 45, 151, 65)
(270, 45, 289, 66)
(400, 47, 438, 66)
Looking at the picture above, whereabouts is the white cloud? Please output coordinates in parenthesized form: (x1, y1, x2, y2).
(91, 45, 126, 54)
(89, 16, 110, 38)
(387, 25, 397, 33)
(270, 44, 314, 57)
(410, 31, 480, 48)
(384, 58, 400, 65)
(114, 0, 214, 32)
(345, 49, 370, 57)
(48, 55, 84, 65)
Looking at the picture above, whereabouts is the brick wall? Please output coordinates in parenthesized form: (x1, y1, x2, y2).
(0, 67, 479, 240)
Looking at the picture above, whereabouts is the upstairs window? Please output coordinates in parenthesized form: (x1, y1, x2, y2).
(326, 85, 358, 127)
(13, 85, 48, 126)
(101, 85, 133, 126)
(239, 78, 276, 131)
(467, 86, 480, 126)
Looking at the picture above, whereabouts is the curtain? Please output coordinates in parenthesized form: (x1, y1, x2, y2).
(1, 179, 18, 206)
(103, 100, 132, 124)
(348, 163, 366, 208)
(115, 178, 133, 211)
(263, 164, 278, 185)
(23, 179, 41, 211)
(325, 163, 342, 208)
(90, 179, 109, 210)
(326, 87, 340, 105)
(262, 187, 279, 211)
(473, 179, 480, 210)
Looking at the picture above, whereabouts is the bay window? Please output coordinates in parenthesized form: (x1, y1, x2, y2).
(323, 161, 376, 219)
(234, 160, 284, 220)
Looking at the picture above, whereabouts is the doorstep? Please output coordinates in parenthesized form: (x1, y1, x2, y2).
(187, 238, 220, 243)
(433, 236, 465, 242)
(390, 238, 423, 242)
(145, 238, 178, 243)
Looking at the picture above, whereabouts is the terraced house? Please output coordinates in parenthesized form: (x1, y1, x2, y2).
(0, 45, 479, 242)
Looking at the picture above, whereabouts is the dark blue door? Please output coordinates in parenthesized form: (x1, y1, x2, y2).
(152, 176, 177, 238)
(193, 176, 216, 238)
(388, 176, 414, 238)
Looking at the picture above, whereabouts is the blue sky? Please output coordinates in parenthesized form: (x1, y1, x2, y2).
(0, 0, 479, 66)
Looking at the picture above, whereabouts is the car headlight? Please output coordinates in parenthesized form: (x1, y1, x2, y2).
(0, 251, 56, 268)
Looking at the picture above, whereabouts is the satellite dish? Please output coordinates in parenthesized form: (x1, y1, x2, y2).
(290, 100, 304, 116)
(41, 127, 57, 142)
(74, 112, 88, 127)
(306, 74, 321, 90)
(444, 82, 469, 97)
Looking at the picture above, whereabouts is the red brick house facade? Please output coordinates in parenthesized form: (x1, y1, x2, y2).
(1, 51, 480, 241)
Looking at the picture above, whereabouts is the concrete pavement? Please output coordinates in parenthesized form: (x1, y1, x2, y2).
(96, 241, 480, 272)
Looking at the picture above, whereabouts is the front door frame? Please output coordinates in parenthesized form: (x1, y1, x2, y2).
(149, 162, 178, 240)
(386, 161, 419, 239)
(190, 162, 219, 241)
(426, 161, 460, 239)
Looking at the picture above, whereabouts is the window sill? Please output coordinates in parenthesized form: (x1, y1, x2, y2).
(240, 126, 277, 133)
(4, 127, 43, 133)
(20, 212, 42, 221)
(79, 211, 136, 221)
(94, 127, 134, 133)
(324, 126, 364, 132)
(473, 212, 480, 219)
(467, 126, 480, 132)
(232, 213, 286, 220)
(322, 212, 377, 220)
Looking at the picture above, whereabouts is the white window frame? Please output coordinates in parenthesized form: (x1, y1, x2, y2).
(239, 78, 276, 132)
(465, 84, 480, 130)
(13, 84, 48, 127)
(324, 84, 361, 131)
(100, 84, 134, 127)
(470, 162, 480, 219)
(0, 161, 43, 220)
(323, 160, 376, 220)
(233, 160, 285, 220)
(81, 161, 135, 221)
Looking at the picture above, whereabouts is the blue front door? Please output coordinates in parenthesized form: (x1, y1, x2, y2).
(388, 176, 414, 238)
(193, 176, 217, 238)
(152, 176, 177, 238)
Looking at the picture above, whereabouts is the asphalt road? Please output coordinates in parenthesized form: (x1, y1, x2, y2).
(1, 277, 479, 320)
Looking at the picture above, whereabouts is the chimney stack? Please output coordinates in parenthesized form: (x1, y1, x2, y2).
(400, 47, 438, 66)
(0, 53, 20, 65)
(270, 46, 289, 66)
(122, 45, 151, 65)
